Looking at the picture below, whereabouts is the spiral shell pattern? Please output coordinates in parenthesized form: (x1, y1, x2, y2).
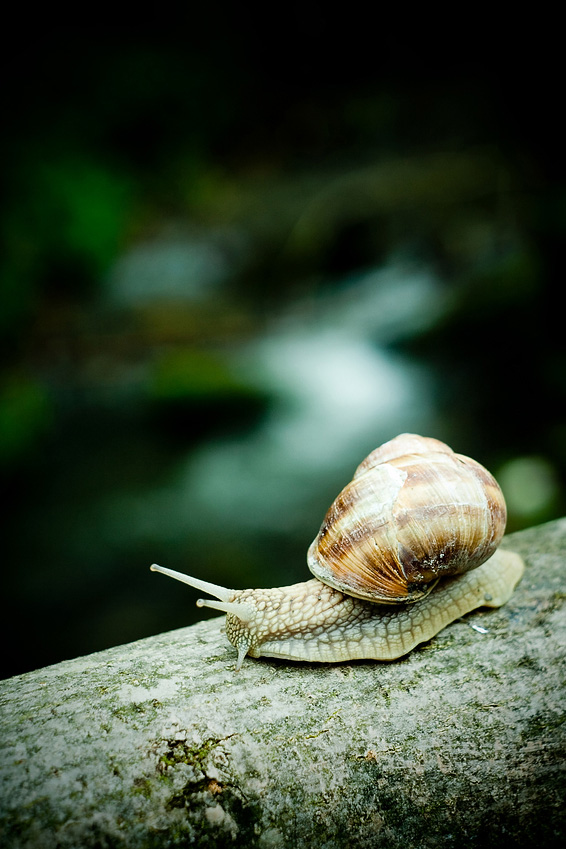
(307, 433, 507, 604)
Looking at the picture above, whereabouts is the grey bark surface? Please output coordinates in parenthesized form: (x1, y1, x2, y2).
(1, 519, 565, 848)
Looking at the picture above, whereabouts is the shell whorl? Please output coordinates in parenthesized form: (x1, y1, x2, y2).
(307, 433, 507, 604)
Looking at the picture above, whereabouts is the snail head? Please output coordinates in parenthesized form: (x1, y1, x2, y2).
(150, 564, 255, 670)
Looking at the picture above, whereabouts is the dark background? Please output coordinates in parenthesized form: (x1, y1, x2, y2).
(1, 20, 564, 679)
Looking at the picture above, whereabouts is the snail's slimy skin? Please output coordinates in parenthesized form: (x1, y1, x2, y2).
(225, 549, 524, 669)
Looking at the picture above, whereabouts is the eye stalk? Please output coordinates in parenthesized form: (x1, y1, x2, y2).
(150, 564, 254, 621)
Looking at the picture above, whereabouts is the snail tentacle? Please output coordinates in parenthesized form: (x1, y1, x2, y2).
(150, 564, 233, 601)
(150, 564, 255, 623)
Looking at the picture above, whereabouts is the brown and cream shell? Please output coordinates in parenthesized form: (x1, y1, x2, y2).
(306, 433, 507, 604)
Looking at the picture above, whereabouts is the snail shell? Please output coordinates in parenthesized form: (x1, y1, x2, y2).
(150, 433, 522, 670)
(307, 433, 507, 604)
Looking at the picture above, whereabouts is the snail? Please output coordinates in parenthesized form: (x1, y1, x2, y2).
(151, 433, 524, 670)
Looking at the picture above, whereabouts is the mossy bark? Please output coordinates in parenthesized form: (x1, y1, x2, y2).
(1, 519, 565, 848)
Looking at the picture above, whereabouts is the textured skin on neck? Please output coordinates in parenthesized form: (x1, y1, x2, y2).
(225, 579, 347, 656)
(225, 549, 524, 665)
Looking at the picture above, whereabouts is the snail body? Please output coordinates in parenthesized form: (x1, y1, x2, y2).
(151, 434, 524, 670)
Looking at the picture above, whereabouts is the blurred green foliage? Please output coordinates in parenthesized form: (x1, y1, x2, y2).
(148, 348, 269, 441)
(2, 156, 134, 336)
(0, 374, 53, 468)
(150, 349, 251, 402)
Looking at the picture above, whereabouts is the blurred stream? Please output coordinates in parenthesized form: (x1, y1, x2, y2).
(121, 258, 442, 552)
